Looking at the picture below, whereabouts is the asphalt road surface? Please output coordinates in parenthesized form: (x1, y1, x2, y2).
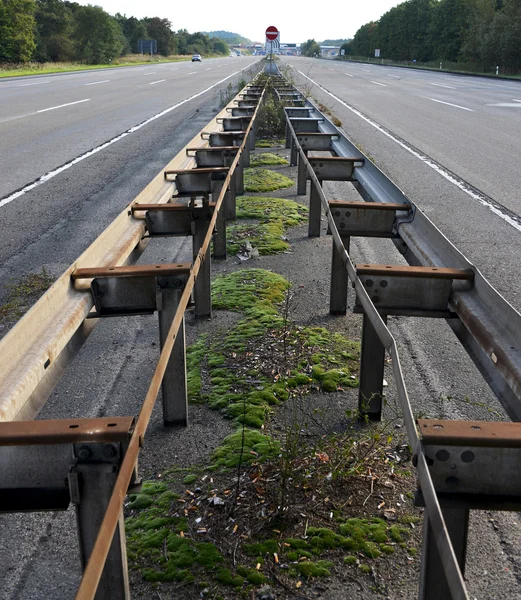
(281, 57, 521, 312)
(1, 57, 521, 599)
(0, 56, 260, 294)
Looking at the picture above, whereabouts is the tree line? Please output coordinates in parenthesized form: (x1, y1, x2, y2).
(341, 0, 521, 73)
(0, 0, 230, 64)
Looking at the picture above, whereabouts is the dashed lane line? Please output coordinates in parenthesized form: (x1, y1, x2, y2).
(426, 97, 474, 111)
(37, 99, 90, 113)
(297, 71, 521, 234)
(0, 71, 241, 209)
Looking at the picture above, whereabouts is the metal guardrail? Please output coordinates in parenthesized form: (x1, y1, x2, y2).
(279, 67, 521, 599)
(0, 69, 265, 598)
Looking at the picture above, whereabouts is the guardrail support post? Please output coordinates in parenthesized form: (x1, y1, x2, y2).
(330, 237, 349, 315)
(419, 507, 469, 600)
(236, 158, 245, 195)
(73, 463, 130, 600)
(308, 180, 322, 237)
(212, 180, 227, 262)
(290, 136, 298, 167)
(358, 312, 387, 420)
(297, 150, 308, 195)
(226, 176, 237, 221)
(285, 122, 291, 149)
(191, 218, 213, 316)
(158, 281, 188, 425)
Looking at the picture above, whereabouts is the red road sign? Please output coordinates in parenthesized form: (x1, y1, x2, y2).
(266, 26, 279, 41)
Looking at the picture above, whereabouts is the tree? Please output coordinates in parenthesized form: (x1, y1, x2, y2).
(300, 39, 321, 57)
(144, 17, 174, 55)
(0, 1, 14, 61)
(73, 5, 125, 64)
(3, 0, 36, 61)
(115, 14, 146, 54)
(34, 0, 75, 61)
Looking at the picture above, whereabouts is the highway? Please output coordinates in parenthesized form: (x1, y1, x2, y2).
(1, 57, 521, 598)
(0, 56, 260, 293)
(282, 57, 521, 311)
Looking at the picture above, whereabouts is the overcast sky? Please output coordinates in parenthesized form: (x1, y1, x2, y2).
(81, 0, 401, 44)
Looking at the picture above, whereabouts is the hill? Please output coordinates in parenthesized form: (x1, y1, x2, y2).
(204, 31, 252, 45)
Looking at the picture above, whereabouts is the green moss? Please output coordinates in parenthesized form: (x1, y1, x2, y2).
(380, 544, 395, 555)
(293, 560, 333, 578)
(236, 196, 307, 227)
(344, 555, 357, 565)
(236, 566, 267, 584)
(389, 525, 410, 543)
(216, 569, 244, 587)
(398, 515, 421, 525)
(244, 539, 279, 557)
(250, 153, 289, 167)
(359, 564, 372, 574)
(244, 168, 294, 193)
(212, 269, 289, 313)
(211, 429, 280, 468)
(362, 542, 381, 559)
(127, 494, 153, 510)
(183, 474, 197, 485)
(141, 481, 168, 495)
(255, 138, 285, 148)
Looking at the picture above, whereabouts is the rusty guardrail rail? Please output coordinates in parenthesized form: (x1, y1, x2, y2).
(0, 68, 265, 598)
(279, 66, 521, 600)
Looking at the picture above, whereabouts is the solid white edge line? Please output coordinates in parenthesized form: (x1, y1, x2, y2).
(371, 81, 387, 87)
(0, 70, 241, 209)
(426, 97, 474, 111)
(36, 98, 90, 113)
(149, 79, 166, 85)
(144, 72, 156, 75)
(297, 71, 521, 234)
(344, 73, 353, 77)
(188, 72, 197, 75)
(85, 80, 110, 86)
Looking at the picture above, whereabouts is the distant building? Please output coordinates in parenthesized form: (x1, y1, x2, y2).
(320, 45, 341, 58)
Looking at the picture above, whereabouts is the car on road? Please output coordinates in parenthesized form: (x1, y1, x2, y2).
(191, 54, 202, 62)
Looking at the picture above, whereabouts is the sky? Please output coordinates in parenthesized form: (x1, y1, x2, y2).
(80, 0, 402, 44)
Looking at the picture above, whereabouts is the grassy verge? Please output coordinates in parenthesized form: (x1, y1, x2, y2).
(0, 270, 54, 337)
(0, 55, 194, 78)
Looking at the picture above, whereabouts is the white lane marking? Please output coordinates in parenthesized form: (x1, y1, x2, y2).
(85, 80, 110, 86)
(387, 75, 400, 79)
(205, 68, 212, 71)
(297, 71, 521, 234)
(431, 83, 456, 89)
(37, 98, 90, 113)
(427, 97, 474, 111)
(0, 70, 241, 209)
(188, 71, 197, 75)
(344, 73, 353, 77)
(487, 102, 521, 107)
(144, 71, 156, 75)
(371, 81, 387, 87)
(18, 80, 51, 87)
(513, 99, 521, 102)
(171, 68, 179, 71)
(149, 79, 166, 85)
(362, 69, 371, 72)
(328, 68, 335, 71)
